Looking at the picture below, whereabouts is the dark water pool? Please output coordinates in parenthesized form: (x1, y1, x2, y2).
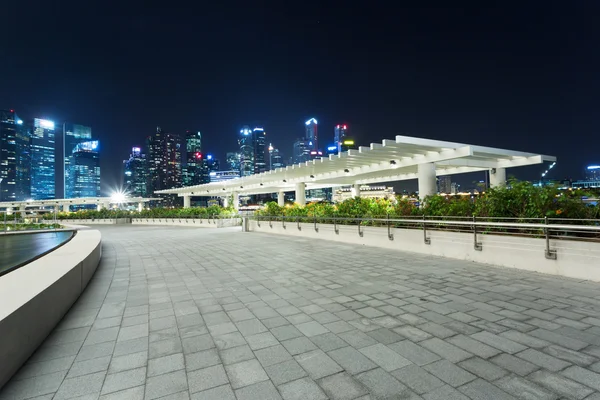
(0, 231, 75, 275)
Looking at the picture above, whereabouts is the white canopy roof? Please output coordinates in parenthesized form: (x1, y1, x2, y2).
(157, 135, 556, 197)
(0, 197, 160, 208)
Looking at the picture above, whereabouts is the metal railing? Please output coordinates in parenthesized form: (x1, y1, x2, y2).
(252, 214, 600, 260)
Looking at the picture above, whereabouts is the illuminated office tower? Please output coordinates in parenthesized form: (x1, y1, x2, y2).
(147, 127, 182, 206)
(64, 123, 92, 198)
(70, 140, 100, 198)
(123, 147, 147, 197)
(183, 130, 205, 186)
(0, 109, 30, 201)
(226, 152, 241, 174)
(30, 118, 56, 200)
(239, 126, 254, 176)
(305, 118, 318, 150)
(252, 127, 267, 174)
(268, 144, 285, 170)
(334, 124, 348, 153)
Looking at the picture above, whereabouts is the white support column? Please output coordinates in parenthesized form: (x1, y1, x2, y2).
(351, 183, 361, 198)
(232, 192, 239, 211)
(138, 202, 144, 212)
(489, 167, 507, 188)
(54, 205, 59, 213)
(418, 162, 437, 200)
(62, 203, 69, 212)
(104, 202, 110, 210)
(277, 191, 285, 207)
(295, 183, 306, 206)
(183, 195, 191, 208)
(97, 204, 102, 211)
(223, 196, 229, 208)
(6, 207, 12, 215)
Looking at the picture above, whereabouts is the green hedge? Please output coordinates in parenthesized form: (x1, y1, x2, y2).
(256, 180, 600, 222)
(55, 206, 238, 220)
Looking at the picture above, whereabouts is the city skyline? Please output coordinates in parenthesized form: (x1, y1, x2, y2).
(1, 3, 598, 194)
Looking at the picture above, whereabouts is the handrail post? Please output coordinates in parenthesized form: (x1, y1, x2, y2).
(423, 215, 430, 244)
(282, 214, 286, 229)
(334, 216, 339, 234)
(473, 215, 482, 251)
(358, 216, 363, 237)
(256, 215, 260, 227)
(387, 213, 394, 240)
(545, 216, 557, 260)
(269, 215, 273, 228)
(314, 215, 319, 232)
(297, 216, 301, 231)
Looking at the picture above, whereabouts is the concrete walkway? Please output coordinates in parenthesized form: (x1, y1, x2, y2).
(2, 225, 600, 400)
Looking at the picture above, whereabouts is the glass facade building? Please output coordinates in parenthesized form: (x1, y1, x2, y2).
(147, 127, 182, 206)
(268, 144, 285, 170)
(334, 124, 348, 153)
(0, 110, 30, 201)
(64, 123, 92, 198)
(253, 128, 266, 174)
(305, 118, 318, 150)
(226, 152, 241, 175)
(183, 131, 206, 186)
(70, 140, 100, 198)
(239, 126, 254, 177)
(30, 118, 56, 200)
(123, 147, 148, 197)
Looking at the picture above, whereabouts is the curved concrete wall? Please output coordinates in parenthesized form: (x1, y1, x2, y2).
(249, 220, 600, 282)
(0, 229, 102, 389)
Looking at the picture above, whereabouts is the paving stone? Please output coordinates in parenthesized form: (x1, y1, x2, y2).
(213, 332, 247, 350)
(423, 384, 470, 400)
(150, 338, 183, 359)
(148, 353, 185, 376)
(278, 377, 327, 400)
(191, 384, 235, 400)
(327, 346, 378, 375)
(529, 328, 589, 351)
(498, 330, 550, 348)
(516, 348, 571, 372)
(490, 353, 539, 376)
(458, 378, 516, 400)
(447, 334, 501, 359)
(417, 322, 457, 339)
(356, 368, 410, 399)
(99, 385, 145, 400)
(543, 344, 598, 367)
(317, 372, 369, 400)
(264, 360, 307, 386)
(101, 367, 146, 395)
(225, 359, 269, 389)
(185, 348, 221, 371)
(494, 375, 556, 400)
(388, 340, 441, 366)
(67, 355, 111, 378)
(309, 332, 348, 352)
(366, 328, 403, 344)
(187, 364, 229, 393)
(270, 325, 303, 341)
(359, 343, 412, 372)
(245, 332, 279, 350)
(219, 344, 255, 365)
(281, 336, 318, 355)
(457, 357, 508, 381)
(0, 370, 68, 399)
(145, 370, 189, 399)
(108, 351, 147, 373)
(338, 330, 378, 349)
(295, 349, 343, 379)
(228, 308, 255, 322)
(54, 371, 106, 399)
(423, 360, 476, 387)
(561, 365, 600, 391)
(295, 321, 329, 337)
(420, 338, 472, 363)
(391, 364, 444, 394)
(529, 370, 593, 399)
(470, 331, 527, 354)
(394, 325, 433, 342)
(235, 319, 268, 336)
(254, 344, 293, 367)
(208, 322, 238, 336)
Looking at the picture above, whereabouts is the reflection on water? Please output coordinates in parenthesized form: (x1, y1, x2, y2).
(0, 231, 74, 275)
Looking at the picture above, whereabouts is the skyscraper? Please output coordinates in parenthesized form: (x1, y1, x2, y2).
(30, 118, 56, 200)
(147, 127, 182, 206)
(183, 131, 205, 186)
(438, 175, 452, 194)
(226, 152, 241, 174)
(123, 147, 148, 197)
(293, 139, 312, 164)
(64, 123, 92, 198)
(239, 126, 254, 177)
(253, 127, 267, 174)
(70, 140, 100, 198)
(334, 124, 348, 153)
(0, 110, 30, 201)
(305, 118, 318, 150)
(268, 144, 285, 170)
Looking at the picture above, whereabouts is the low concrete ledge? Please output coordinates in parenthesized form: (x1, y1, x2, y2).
(131, 218, 241, 228)
(249, 220, 600, 282)
(54, 218, 130, 225)
(0, 229, 102, 389)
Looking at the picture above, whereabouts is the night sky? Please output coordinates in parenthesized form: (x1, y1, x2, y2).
(1, 2, 597, 195)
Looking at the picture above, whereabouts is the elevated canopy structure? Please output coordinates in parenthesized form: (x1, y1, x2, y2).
(0, 197, 161, 214)
(157, 135, 556, 209)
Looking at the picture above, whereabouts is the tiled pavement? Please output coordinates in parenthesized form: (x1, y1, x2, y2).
(2, 226, 600, 400)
